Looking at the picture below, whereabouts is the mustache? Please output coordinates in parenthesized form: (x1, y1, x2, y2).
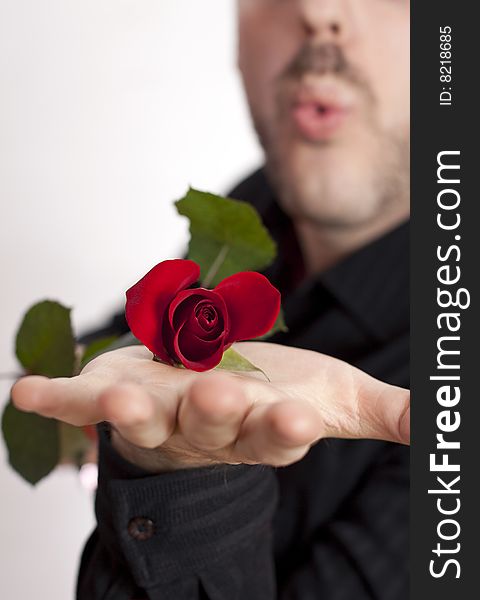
(282, 43, 368, 90)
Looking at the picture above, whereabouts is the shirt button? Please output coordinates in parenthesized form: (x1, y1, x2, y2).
(127, 517, 155, 541)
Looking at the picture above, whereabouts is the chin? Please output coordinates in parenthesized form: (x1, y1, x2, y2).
(270, 120, 411, 224)
(268, 154, 382, 228)
(281, 187, 381, 228)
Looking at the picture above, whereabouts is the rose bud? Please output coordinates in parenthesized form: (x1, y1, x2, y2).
(125, 259, 280, 372)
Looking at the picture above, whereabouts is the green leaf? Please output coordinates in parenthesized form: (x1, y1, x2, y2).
(217, 348, 269, 380)
(15, 300, 75, 378)
(1, 400, 60, 485)
(80, 335, 119, 369)
(257, 308, 288, 340)
(175, 188, 277, 287)
(58, 423, 91, 466)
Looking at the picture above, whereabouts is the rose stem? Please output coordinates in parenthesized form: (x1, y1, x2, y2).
(202, 245, 230, 288)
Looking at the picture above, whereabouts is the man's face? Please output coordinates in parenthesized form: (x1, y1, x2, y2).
(237, 0, 410, 228)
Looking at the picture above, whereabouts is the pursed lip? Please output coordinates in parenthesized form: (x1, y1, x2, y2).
(287, 80, 355, 142)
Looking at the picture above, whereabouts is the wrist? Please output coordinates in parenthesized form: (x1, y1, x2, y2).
(110, 428, 217, 473)
(110, 429, 177, 472)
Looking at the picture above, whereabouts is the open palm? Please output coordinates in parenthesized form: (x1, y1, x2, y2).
(12, 342, 409, 472)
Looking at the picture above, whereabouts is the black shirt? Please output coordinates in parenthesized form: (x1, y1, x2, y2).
(77, 170, 409, 600)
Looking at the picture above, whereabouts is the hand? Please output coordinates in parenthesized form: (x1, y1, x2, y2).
(11, 343, 410, 472)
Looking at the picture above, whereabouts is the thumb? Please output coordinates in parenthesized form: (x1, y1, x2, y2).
(352, 378, 410, 445)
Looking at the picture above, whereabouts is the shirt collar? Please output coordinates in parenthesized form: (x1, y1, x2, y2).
(232, 169, 409, 343)
(318, 221, 409, 342)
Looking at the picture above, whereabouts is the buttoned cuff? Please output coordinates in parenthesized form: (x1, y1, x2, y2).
(94, 423, 278, 595)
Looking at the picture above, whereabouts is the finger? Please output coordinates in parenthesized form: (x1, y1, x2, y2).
(369, 384, 410, 445)
(99, 382, 177, 449)
(347, 378, 410, 445)
(234, 400, 322, 467)
(11, 374, 106, 426)
(178, 374, 251, 452)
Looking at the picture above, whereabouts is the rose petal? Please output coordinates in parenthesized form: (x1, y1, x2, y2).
(194, 301, 219, 332)
(125, 259, 200, 361)
(168, 288, 229, 337)
(169, 293, 202, 330)
(174, 324, 226, 372)
(214, 271, 281, 343)
(186, 303, 224, 341)
(161, 319, 178, 364)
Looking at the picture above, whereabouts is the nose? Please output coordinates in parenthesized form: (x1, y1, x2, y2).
(299, 0, 351, 44)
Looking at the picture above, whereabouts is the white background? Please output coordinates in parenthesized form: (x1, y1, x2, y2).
(0, 1, 261, 597)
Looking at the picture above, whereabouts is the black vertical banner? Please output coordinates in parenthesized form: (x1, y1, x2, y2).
(411, 2, 478, 599)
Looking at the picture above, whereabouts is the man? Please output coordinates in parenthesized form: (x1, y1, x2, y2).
(12, 1, 410, 598)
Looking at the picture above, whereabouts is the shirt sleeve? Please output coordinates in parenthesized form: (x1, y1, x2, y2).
(276, 442, 409, 600)
(77, 424, 278, 600)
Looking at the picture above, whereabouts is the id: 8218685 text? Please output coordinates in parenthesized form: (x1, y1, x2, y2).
(439, 26, 453, 107)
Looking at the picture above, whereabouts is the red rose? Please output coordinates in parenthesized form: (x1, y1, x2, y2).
(125, 259, 281, 372)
